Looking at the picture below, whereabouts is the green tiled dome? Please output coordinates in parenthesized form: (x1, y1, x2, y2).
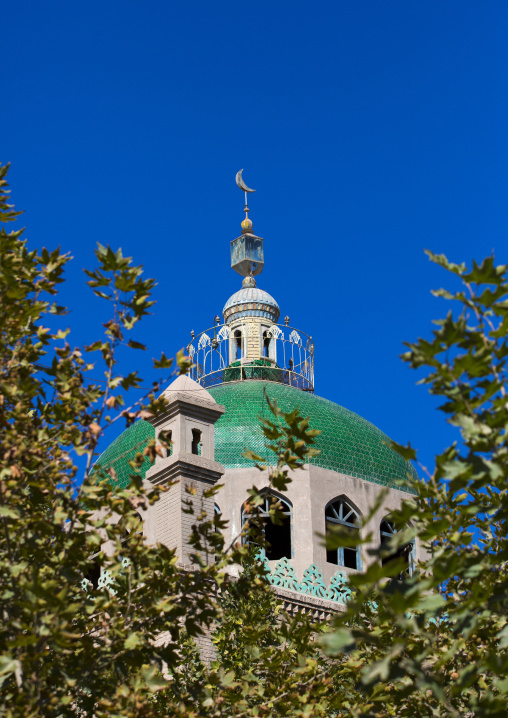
(92, 418, 154, 490)
(92, 381, 416, 491)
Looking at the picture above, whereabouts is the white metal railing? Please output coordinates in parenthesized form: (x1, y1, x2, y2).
(187, 323, 314, 392)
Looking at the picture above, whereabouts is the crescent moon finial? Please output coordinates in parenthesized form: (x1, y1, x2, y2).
(236, 169, 256, 193)
(235, 170, 256, 230)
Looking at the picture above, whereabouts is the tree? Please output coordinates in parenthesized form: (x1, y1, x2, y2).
(322, 251, 508, 716)
(0, 162, 331, 717)
(0, 160, 220, 717)
(3, 158, 508, 717)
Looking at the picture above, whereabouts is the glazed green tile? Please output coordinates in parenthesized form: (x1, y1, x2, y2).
(91, 381, 416, 492)
(207, 381, 417, 490)
(91, 419, 154, 490)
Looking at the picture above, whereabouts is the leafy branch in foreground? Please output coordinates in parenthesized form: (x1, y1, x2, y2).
(0, 162, 333, 718)
(3, 157, 507, 717)
(0, 162, 219, 717)
(321, 251, 508, 717)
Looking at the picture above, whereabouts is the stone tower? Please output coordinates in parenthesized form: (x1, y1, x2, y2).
(142, 374, 225, 566)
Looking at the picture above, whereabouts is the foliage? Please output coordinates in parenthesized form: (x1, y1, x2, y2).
(3, 158, 508, 717)
(212, 549, 281, 674)
(0, 162, 332, 716)
(321, 251, 508, 716)
(0, 161, 222, 717)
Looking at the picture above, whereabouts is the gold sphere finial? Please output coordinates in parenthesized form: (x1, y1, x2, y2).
(241, 217, 253, 233)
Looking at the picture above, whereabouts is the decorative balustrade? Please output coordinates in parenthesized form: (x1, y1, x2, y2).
(262, 557, 352, 604)
(81, 556, 350, 605)
(81, 557, 130, 598)
(187, 323, 315, 392)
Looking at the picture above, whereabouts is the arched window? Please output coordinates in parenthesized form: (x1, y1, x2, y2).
(234, 329, 242, 360)
(262, 330, 270, 358)
(191, 428, 202, 456)
(241, 492, 292, 561)
(159, 429, 172, 457)
(325, 498, 361, 570)
(380, 518, 414, 578)
(84, 560, 101, 590)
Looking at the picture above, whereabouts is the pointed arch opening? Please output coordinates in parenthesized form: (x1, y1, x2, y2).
(380, 518, 414, 579)
(262, 329, 271, 358)
(241, 491, 292, 561)
(325, 497, 361, 570)
(234, 329, 243, 360)
(84, 560, 101, 590)
(191, 428, 202, 456)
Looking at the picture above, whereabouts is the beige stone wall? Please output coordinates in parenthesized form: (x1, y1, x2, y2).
(134, 375, 423, 664)
(151, 478, 216, 565)
(194, 633, 216, 666)
(154, 484, 181, 551)
(215, 464, 420, 585)
(142, 375, 225, 566)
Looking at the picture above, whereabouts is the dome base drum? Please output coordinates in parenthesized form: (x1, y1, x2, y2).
(187, 321, 314, 393)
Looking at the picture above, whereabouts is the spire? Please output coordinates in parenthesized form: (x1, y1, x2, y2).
(231, 170, 264, 287)
(185, 170, 315, 393)
(235, 168, 256, 230)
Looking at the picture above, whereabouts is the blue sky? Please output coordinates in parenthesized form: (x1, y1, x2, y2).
(4, 1, 508, 475)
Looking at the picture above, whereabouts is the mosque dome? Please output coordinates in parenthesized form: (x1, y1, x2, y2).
(89, 172, 420, 622)
(223, 287, 280, 324)
(91, 381, 416, 491)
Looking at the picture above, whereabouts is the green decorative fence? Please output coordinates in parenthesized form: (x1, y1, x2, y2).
(262, 557, 351, 604)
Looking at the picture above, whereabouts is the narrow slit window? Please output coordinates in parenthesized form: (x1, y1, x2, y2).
(158, 429, 173, 457)
(234, 330, 242, 360)
(263, 331, 270, 358)
(213, 503, 222, 562)
(191, 428, 202, 456)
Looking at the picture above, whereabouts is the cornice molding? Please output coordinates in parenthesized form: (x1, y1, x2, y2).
(145, 451, 225, 486)
(148, 392, 225, 428)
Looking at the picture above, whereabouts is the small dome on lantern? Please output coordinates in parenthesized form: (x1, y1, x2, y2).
(222, 286, 280, 324)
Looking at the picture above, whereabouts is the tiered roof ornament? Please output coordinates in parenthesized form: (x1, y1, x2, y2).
(187, 171, 314, 392)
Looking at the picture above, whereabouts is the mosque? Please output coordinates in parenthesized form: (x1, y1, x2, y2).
(93, 172, 419, 622)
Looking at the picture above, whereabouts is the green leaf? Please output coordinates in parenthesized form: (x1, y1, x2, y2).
(124, 632, 143, 649)
(141, 665, 168, 691)
(0, 506, 19, 519)
(320, 628, 356, 655)
(127, 339, 146, 350)
(153, 352, 173, 369)
(176, 348, 192, 374)
(415, 593, 445, 613)
(387, 439, 417, 461)
(0, 655, 18, 676)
